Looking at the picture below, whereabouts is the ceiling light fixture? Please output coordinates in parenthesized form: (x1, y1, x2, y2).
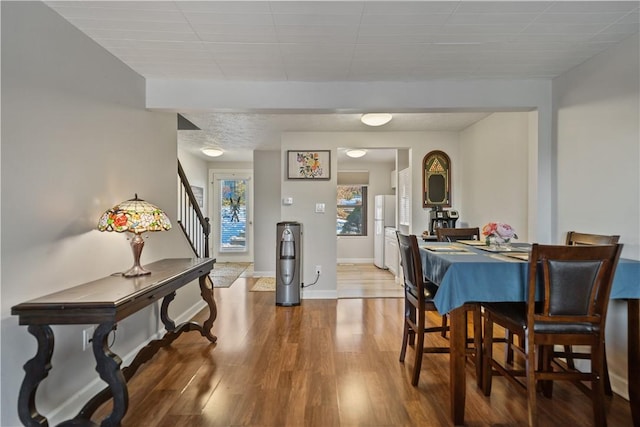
(201, 148, 224, 157)
(361, 113, 393, 127)
(346, 149, 367, 158)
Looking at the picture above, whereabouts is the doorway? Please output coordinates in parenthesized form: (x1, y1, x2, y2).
(211, 170, 253, 262)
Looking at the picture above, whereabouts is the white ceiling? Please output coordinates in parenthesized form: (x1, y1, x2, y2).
(45, 1, 639, 162)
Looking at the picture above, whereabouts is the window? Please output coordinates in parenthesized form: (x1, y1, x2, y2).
(337, 185, 367, 236)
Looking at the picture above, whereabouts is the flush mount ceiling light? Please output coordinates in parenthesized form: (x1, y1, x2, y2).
(346, 149, 367, 158)
(361, 113, 393, 127)
(201, 148, 224, 157)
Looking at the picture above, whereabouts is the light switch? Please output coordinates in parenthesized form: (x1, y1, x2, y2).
(315, 203, 325, 213)
(283, 197, 293, 205)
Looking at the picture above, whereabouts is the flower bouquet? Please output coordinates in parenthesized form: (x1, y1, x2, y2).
(482, 222, 517, 248)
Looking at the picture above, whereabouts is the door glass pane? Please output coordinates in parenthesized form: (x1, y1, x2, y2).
(219, 178, 247, 252)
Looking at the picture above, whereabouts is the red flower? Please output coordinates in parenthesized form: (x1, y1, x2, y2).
(113, 213, 129, 228)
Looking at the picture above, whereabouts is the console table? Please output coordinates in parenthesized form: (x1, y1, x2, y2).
(11, 257, 216, 427)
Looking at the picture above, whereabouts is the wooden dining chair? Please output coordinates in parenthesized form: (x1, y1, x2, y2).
(435, 227, 480, 242)
(396, 231, 482, 386)
(566, 231, 620, 247)
(561, 231, 620, 396)
(482, 243, 623, 427)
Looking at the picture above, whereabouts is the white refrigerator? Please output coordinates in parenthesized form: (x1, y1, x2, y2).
(374, 195, 396, 268)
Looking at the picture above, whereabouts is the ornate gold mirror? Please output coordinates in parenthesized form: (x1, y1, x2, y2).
(422, 150, 451, 208)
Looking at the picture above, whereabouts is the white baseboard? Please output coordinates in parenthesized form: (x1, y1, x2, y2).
(48, 299, 208, 425)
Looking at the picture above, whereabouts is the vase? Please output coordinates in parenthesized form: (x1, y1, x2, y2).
(487, 236, 510, 250)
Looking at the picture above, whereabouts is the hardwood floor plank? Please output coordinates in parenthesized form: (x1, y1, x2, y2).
(89, 269, 633, 426)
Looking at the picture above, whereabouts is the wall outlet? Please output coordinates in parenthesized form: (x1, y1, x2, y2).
(82, 326, 95, 351)
(315, 265, 322, 275)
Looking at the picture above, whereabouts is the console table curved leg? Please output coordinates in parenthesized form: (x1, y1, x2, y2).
(200, 275, 217, 343)
(18, 324, 54, 427)
(160, 291, 177, 331)
(92, 322, 127, 427)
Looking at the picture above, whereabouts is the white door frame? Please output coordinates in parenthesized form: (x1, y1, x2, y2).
(210, 169, 253, 263)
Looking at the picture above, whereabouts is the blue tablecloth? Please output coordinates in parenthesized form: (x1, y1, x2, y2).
(420, 242, 640, 314)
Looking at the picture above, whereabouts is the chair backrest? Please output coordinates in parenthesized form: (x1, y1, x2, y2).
(565, 231, 620, 246)
(526, 244, 622, 328)
(436, 227, 481, 242)
(396, 232, 431, 307)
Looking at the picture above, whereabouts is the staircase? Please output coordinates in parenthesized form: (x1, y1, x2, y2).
(177, 160, 210, 258)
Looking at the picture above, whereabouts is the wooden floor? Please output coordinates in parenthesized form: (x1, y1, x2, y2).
(93, 271, 633, 426)
(337, 263, 403, 298)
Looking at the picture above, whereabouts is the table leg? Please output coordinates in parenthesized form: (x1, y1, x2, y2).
(200, 274, 218, 343)
(77, 277, 216, 422)
(160, 291, 177, 331)
(92, 322, 127, 427)
(17, 325, 54, 427)
(450, 306, 466, 425)
(629, 299, 639, 427)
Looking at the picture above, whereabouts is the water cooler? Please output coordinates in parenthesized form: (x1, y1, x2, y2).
(276, 221, 302, 306)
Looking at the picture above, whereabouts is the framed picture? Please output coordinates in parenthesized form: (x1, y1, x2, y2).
(287, 150, 331, 180)
(191, 185, 204, 208)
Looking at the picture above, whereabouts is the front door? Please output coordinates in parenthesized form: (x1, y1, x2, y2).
(211, 171, 253, 262)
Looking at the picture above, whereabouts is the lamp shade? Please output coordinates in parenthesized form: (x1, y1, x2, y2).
(98, 194, 171, 233)
(98, 194, 171, 277)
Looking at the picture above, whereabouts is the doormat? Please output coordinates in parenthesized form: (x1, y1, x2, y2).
(250, 277, 276, 292)
(210, 262, 251, 288)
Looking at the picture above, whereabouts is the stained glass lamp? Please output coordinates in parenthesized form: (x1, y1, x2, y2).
(98, 194, 172, 277)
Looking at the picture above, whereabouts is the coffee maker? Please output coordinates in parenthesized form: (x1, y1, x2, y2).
(429, 207, 459, 234)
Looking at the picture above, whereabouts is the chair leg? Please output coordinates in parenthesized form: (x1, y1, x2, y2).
(441, 315, 448, 338)
(603, 349, 613, 396)
(412, 317, 425, 386)
(472, 306, 483, 387)
(482, 314, 494, 396)
(505, 329, 515, 365)
(592, 342, 607, 427)
(526, 334, 538, 427)
(541, 345, 554, 398)
(406, 302, 416, 346)
(564, 344, 576, 370)
(400, 320, 410, 363)
(564, 344, 612, 396)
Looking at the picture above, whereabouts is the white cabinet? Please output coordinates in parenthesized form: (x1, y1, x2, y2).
(398, 168, 411, 226)
(384, 227, 398, 275)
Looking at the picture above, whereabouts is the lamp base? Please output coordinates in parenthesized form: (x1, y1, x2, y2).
(123, 233, 151, 277)
(123, 265, 151, 277)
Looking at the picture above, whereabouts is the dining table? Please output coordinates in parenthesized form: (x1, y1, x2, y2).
(419, 241, 640, 426)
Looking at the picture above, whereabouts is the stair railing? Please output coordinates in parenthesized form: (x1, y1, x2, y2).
(177, 160, 210, 258)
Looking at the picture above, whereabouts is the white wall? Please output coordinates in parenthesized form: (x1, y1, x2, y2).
(553, 33, 640, 399)
(459, 112, 532, 242)
(553, 34, 639, 259)
(253, 150, 281, 275)
(0, 3, 195, 425)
